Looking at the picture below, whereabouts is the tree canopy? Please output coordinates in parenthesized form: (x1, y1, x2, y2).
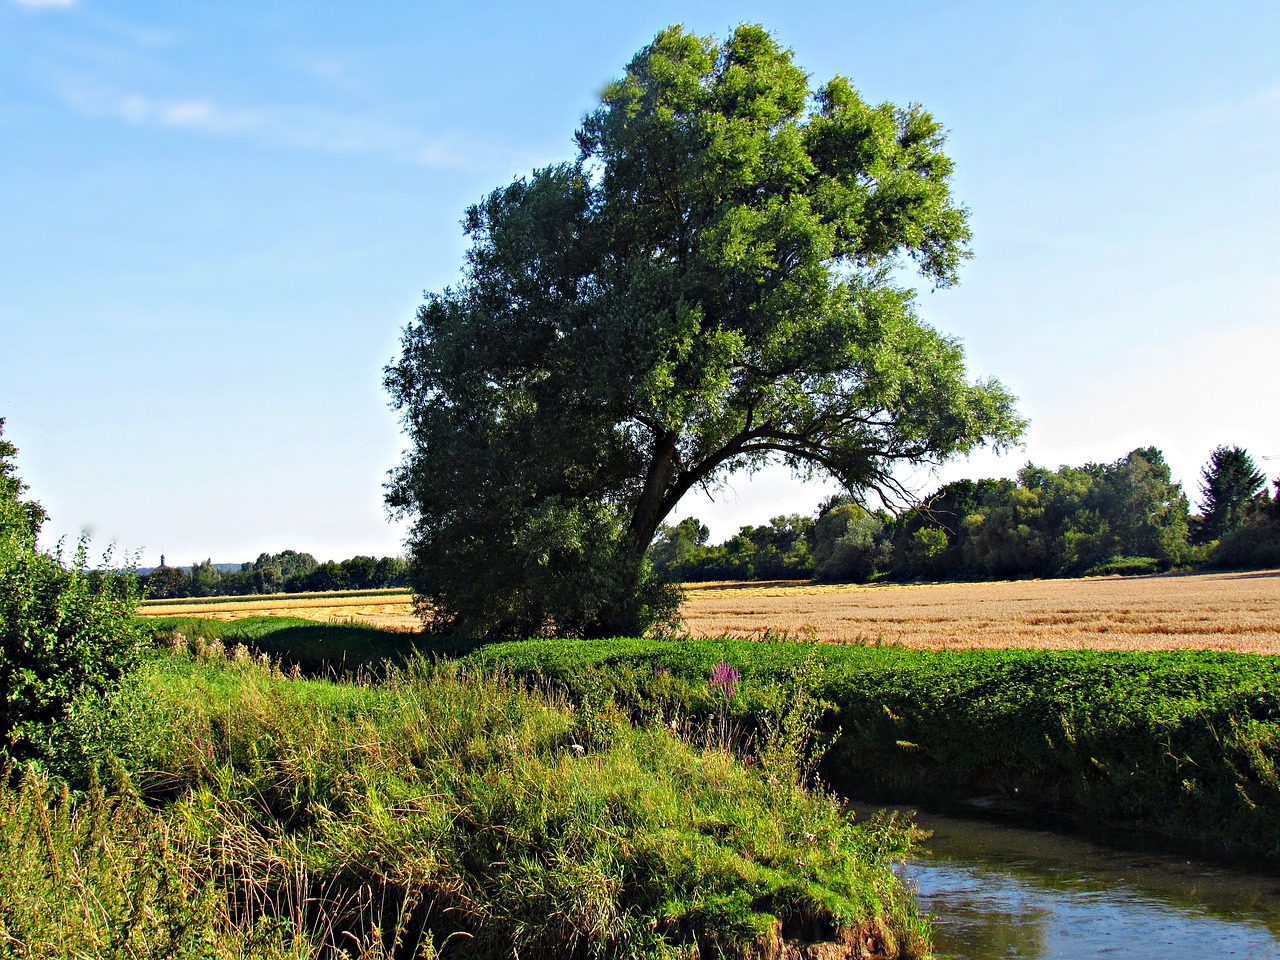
(385, 24, 1024, 638)
(1197, 445, 1267, 543)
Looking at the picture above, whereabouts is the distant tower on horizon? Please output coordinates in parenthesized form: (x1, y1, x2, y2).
(160, 554, 165, 568)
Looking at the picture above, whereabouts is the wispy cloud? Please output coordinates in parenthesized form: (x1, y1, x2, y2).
(59, 83, 472, 167)
(12, 0, 76, 7)
(108, 92, 261, 133)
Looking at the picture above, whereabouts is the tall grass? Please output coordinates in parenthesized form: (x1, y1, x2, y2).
(6, 643, 932, 959)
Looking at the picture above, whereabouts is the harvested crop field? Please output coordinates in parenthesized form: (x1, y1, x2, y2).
(138, 569, 1280, 652)
(679, 569, 1280, 652)
(139, 590, 420, 631)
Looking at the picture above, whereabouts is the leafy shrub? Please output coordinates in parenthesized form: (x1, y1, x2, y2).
(0, 422, 142, 772)
(1211, 519, 1280, 570)
(1082, 555, 1162, 577)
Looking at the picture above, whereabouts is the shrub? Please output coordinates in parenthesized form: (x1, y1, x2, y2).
(1082, 555, 1162, 577)
(0, 421, 142, 771)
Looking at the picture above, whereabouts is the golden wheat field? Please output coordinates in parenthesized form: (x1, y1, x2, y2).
(138, 568, 1280, 652)
(680, 569, 1280, 652)
(139, 592, 421, 631)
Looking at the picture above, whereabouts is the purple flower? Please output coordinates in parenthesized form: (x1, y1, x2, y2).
(709, 660, 739, 699)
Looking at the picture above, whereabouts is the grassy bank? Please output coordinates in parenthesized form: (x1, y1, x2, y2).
(2, 640, 931, 959)
(136, 618, 1280, 861)
(468, 638, 1280, 864)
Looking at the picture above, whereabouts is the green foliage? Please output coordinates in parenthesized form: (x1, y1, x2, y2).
(1081, 556, 1162, 577)
(665, 515, 817, 583)
(660, 447, 1196, 587)
(473, 637, 1280, 862)
(0, 421, 142, 770)
(386, 23, 1024, 638)
(811, 499, 887, 583)
(1209, 479, 1280, 569)
(24, 650, 931, 959)
(648, 517, 710, 580)
(140, 550, 411, 600)
(1197, 447, 1280, 570)
(1197, 445, 1268, 544)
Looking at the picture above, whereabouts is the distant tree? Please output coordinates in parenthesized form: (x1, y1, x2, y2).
(143, 564, 190, 599)
(275, 550, 318, 581)
(1197, 446, 1267, 543)
(812, 498, 892, 582)
(733, 516, 814, 580)
(959, 484, 1047, 579)
(649, 518, 711, 580)
(341, 555, 378, 590)
(385, 24, 1024, 638)
(1092, 447, 1189, 564)
(304, 561, 348, 593)
(252, 564, 284, 594)
(189, 559, 222, 597)
(372, 556, 410, 587)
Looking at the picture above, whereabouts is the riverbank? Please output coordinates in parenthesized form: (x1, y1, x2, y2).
(468, 637, 1280, 865)
(2, 641, 931, 959)
(136, 618, 1280, 864)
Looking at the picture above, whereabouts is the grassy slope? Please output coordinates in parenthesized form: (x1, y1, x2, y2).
(141, 618, 1280, 860)
(3, 643, 930, 959)
(467, 638, 1280, 862)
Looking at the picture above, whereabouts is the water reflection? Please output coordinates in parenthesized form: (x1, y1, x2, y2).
(861, 805, 1280, 959)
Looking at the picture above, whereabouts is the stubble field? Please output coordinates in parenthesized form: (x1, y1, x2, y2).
(677, 568, 1280, 652)
(139, 568, 1280, 653)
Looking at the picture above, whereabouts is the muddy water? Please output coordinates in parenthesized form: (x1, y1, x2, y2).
(876, 807, 1280, 959)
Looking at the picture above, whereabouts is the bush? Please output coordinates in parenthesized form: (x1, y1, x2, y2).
(1082, 555, 1162, 577)
(0, 421, 142, 771)
(1211, 520, 1280, 570)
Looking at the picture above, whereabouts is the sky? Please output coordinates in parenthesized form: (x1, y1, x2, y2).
(1, 0, 1277, 566)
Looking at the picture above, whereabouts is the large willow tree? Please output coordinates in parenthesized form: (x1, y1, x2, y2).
(386, 25, 1024, 638)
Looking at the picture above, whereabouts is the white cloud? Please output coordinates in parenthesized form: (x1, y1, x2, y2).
(109, 92, 262, 133)
(60, 84, 471, 167)
(12, 0, 75, 6)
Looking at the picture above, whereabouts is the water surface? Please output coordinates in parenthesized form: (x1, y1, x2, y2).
(872, 806, 1280, 959)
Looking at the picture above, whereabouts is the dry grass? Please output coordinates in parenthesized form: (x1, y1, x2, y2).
(138, 569, 1280, 652)
(139, 591, 420, 631)
(679, 568, 1280, 652)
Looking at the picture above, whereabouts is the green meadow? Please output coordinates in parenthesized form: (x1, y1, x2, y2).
(1, 625, 931, 959)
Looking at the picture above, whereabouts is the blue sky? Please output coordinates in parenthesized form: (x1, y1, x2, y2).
(2, 0, 1277, 565)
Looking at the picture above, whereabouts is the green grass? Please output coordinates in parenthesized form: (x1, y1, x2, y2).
(4, 643, 931, 959)
(467, 637, 1280, 863)
(140, 618, 1280, 861)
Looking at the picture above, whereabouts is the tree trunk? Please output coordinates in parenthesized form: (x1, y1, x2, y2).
(584, 431, 681, 638)
(626, 430, 680, 561)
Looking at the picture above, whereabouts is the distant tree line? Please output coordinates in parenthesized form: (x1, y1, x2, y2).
(141, 550, 410, 599)
(650, 446, 1280, 584)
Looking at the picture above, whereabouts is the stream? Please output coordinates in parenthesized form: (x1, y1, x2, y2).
(865, 805, 1280, 959)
